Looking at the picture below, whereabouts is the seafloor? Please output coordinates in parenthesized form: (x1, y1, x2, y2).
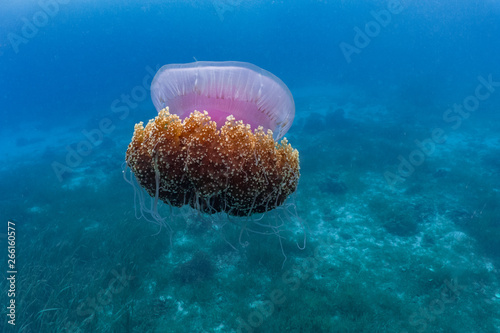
(1, 84, 499, 332)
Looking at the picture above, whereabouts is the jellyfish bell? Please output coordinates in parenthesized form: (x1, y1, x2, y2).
(126, 61, 299, 218)
(150, 61, 295, 140)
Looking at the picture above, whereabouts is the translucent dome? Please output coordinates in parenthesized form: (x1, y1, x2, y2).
(150, 61, 295, 140)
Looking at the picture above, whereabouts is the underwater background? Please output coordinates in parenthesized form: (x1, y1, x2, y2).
(1, 0, 500, 332)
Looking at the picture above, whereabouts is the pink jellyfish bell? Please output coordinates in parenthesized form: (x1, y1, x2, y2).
(150, 61, 295, 140)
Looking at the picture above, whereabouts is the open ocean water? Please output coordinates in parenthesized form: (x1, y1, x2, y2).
(1, 0, 500, 332)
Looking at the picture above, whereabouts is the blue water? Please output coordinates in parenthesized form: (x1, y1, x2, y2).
(1, 1, 500, 332)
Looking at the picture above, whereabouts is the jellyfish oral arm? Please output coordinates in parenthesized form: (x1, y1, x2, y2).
(126, 108, 300, 216)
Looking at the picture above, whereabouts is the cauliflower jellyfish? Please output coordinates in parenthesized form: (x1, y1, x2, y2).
(125, 61, 299, 220)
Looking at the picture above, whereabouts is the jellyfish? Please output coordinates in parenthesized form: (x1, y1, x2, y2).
(125, 61, 299, 217)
